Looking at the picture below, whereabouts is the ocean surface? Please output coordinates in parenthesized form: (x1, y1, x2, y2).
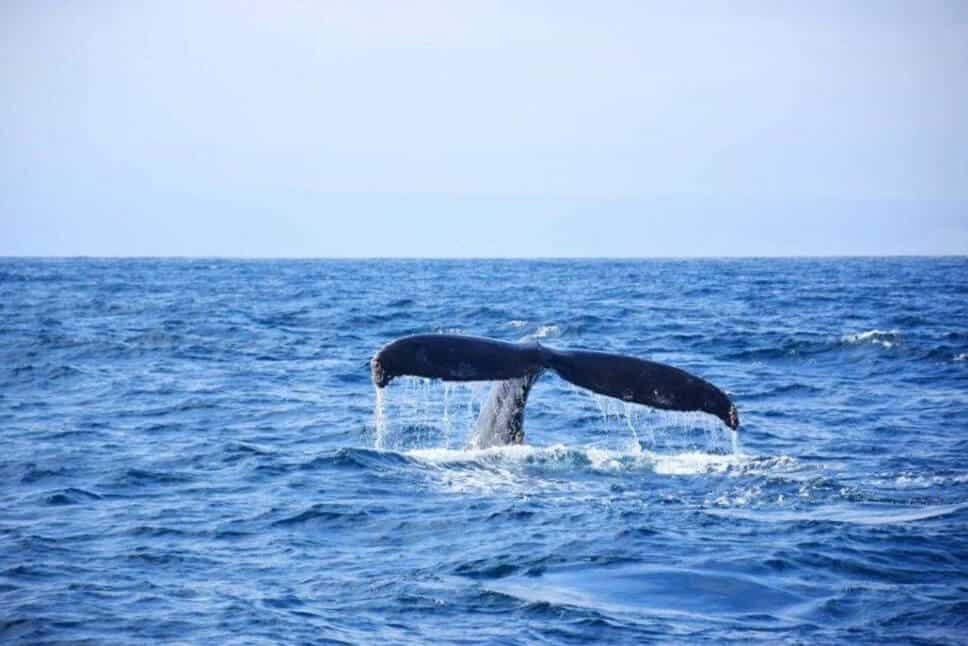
(2, 257, 967, 644)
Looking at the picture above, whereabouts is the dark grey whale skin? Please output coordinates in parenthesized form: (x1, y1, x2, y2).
(371, 334, 738, 446)
(371, 335, 545, 386)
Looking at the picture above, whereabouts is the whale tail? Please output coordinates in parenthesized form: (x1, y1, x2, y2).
(371, 334, 738, 430)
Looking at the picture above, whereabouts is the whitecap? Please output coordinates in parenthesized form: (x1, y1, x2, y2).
(840, 329, 899, 348)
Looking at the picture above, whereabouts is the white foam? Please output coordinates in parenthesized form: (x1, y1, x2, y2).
(841, 329, 899, 348)
(651, 451, 747, 476)
(403, 445, 571, 495)
(894, 474, 937, 489)
(405, 443, 782, 479)
(954, 353, 967, 362)
(534, 324, 561, 339)
(406, 443, 610, 472)
(398, 442, 804, 498)
(871, 471, 968, 489)
(710, 485, 763, 508)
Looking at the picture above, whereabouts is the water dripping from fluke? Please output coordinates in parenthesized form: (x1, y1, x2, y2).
(373, 385, 387, 450)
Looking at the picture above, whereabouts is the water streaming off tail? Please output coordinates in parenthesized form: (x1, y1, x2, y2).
(375, 376, 739, 456)
(373, 385, 387, 450)
(374, 377, 491, 450)
(570, 385, 738, 455)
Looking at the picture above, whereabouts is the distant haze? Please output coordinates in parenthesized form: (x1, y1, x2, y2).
(2, 1, 966, 257)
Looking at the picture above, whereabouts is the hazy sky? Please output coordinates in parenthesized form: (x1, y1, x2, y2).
(2, 1, 966, 256)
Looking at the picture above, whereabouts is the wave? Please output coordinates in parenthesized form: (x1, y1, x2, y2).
(726, 328, 914, 361)
(271, 503, 371, 527)
(871, 471, 968, 490)
(742, 382, 823, 401)
(841, 329, 900, 348)
(487, 563, 812, 620)
(704, 501, 968, 526)
(43, 487, 103, 506)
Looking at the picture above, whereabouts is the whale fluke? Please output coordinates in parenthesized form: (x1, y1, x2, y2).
(370, 334, 738, 446)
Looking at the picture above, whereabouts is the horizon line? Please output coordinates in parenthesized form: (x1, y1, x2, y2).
(2, 254, 966, 261)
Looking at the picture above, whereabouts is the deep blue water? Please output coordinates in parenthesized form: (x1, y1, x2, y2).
(2, 257, 967, 644)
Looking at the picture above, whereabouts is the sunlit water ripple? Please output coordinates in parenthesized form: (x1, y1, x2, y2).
(1, 258, 966, 644)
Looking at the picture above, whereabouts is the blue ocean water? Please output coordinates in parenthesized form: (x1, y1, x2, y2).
(1, 257, 967, 644)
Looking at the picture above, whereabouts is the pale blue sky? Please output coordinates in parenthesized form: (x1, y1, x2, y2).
(2, 1, 966, 256)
